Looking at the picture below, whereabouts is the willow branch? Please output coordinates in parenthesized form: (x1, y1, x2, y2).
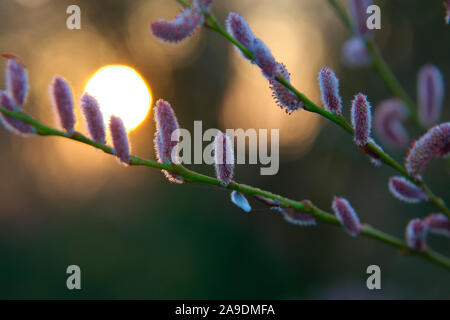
(1, 106, 449, 270)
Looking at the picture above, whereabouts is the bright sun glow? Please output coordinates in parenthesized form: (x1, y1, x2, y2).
(84, 65, 152, 131)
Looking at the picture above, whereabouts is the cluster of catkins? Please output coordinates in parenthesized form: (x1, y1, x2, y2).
(0, 54, 239, 209)
(343, 2, 446, 150)
(1, 0, 449, 251)
(320, 67, 450, 246)
(0, 55, 131, 164)
(374, 65, 445, 150)
(151, 0, 302, 114)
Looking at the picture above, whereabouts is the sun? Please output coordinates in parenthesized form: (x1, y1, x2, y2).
(84, 65, 152, 131)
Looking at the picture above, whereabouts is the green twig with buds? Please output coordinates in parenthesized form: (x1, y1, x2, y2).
(185, 6, 450, 219)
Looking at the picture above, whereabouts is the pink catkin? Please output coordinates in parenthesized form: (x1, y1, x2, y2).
(80, 93, 106, 145)
(5, 58, 28, 108)
(342, 37, 370, 68)
(406, 218, 428, 251)
(225, 12, 255, 55)
(348, 0, 373, 38)
(374, 99, 409, 148)
(109, 116, 130, 164)
(253, 38, 279, 80)
(351, 93, 372, 146)
(405, 122, 450, 177)
(318, 67, 342, 116)
(417, 65, 444, 127)
(0, 91, 35, 135)
(388, 176, 428, 204)
(424, 214, 450, 237)
(332, 197, 362, 237)
(154, 99, 183, 183)
(151, 8, 203, 43)
(49, 76, 75, 133)
(214, 131, 234, 186)
(269, 63, 302, 114)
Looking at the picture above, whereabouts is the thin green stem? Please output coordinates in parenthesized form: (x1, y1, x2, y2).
(1, 106, 449, 270)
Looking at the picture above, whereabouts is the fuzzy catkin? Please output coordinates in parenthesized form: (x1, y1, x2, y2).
(5, 57, 28, 108)
(80, 93, 106, 145)
(49, 76, 75, 133)
(405, 122, 450, 177)
(332, 197, 362, 236)
(351, 93, 372, 146)
(318, 66, 342, 116)
(153, 99, 183, 183)
(214, 131, 234, 186)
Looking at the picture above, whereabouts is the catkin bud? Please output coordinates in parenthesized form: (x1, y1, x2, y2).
(253, 38, 279, 80)
(151, 8, 203, 43)
(154, 99, 183, 183)
(351, 93, 372, 146)
(342, 37, 370, 68)
(278, 208, 316, 227)
(109, 116, 130, 164)
(405, 122, 450, 177)
(348, 0, 373, 38)
(225, 12, 255, 56)
(231, 191, 251, 213)
(332, 197, 362, 237)
(318, 67, 342, 116)
(49, 76, 75, 133)
(0, 91, 35, 135)
(424, 214, 450, 237)
(269, 63, 302, 114)
(5, 57, 28, 108)
(417, 65, 444, 127)
(406, 218, 428, 251)
(80, 93, 106, 145)
(388, 176, 428, 204)
(374, 99, 409, 148)
(214, 131, 234, 186)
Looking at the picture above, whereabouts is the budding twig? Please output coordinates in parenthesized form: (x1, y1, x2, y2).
(0, 106, 449, 270)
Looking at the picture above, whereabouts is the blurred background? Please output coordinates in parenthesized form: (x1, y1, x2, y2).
(0, 0, 449, 299)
